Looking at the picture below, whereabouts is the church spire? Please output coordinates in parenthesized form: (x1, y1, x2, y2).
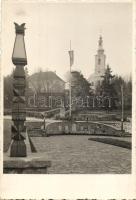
(95, 35, 106, 76)
(98, 35, 103, 50)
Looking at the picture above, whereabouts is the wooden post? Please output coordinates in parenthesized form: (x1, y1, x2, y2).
(10, 23, 27, 157)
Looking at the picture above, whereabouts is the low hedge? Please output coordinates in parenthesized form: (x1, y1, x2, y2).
(88, 137, 131, 149)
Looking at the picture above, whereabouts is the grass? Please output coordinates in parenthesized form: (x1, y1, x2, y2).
(88, 137, 131, 149)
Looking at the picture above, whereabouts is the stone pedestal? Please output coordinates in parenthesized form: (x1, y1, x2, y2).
(4, 154, 51, 174)
(4, 131, 51, 174)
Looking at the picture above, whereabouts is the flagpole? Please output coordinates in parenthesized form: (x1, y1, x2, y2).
(69, 40, 72, 118)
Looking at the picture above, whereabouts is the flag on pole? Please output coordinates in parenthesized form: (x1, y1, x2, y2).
(68, 50, 74, 67)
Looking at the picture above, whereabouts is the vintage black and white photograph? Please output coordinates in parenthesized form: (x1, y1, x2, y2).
(2, 0, 133, 175)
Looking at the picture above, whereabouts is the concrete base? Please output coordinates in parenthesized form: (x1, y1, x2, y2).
(3, 153, 51, 174)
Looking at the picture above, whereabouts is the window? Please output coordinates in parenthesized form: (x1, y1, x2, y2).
(98, 58, 101, 65)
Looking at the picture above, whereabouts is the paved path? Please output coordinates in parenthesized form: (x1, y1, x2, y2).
(31, 135, 131, 174)
(4, 115, 61, 124)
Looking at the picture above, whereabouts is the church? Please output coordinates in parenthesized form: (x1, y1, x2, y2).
(88, 36, 106, 92)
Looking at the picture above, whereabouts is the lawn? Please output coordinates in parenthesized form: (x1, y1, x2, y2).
(31, 135, 131, 173)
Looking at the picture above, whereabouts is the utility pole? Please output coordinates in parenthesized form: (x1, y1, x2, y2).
(69, 40, 72, 118)
(68, 40, 74, 118)
(121, 84, 124, 132)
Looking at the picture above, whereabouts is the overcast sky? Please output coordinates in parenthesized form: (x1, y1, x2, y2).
(2, 1, 132, 80)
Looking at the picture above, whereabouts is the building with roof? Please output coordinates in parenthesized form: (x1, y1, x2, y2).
(26, 71, 65, 109)
(29, 71, 65, 93)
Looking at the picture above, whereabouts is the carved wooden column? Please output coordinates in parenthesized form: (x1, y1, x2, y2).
(10, 23, 27, 157)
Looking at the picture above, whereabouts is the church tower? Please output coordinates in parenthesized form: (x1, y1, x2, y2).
(88, 35, 106, 91)
(95, 36, 106, 76)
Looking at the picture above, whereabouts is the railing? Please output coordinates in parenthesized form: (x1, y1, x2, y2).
(26, 108, 61, 118)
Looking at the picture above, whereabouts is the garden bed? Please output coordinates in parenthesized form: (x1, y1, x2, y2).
(88, 137, 131, 149)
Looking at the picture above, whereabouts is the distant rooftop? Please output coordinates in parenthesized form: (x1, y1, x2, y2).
(30, 71, 65, 83)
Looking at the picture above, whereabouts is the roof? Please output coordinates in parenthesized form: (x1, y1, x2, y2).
(29, 71, 65, 83)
